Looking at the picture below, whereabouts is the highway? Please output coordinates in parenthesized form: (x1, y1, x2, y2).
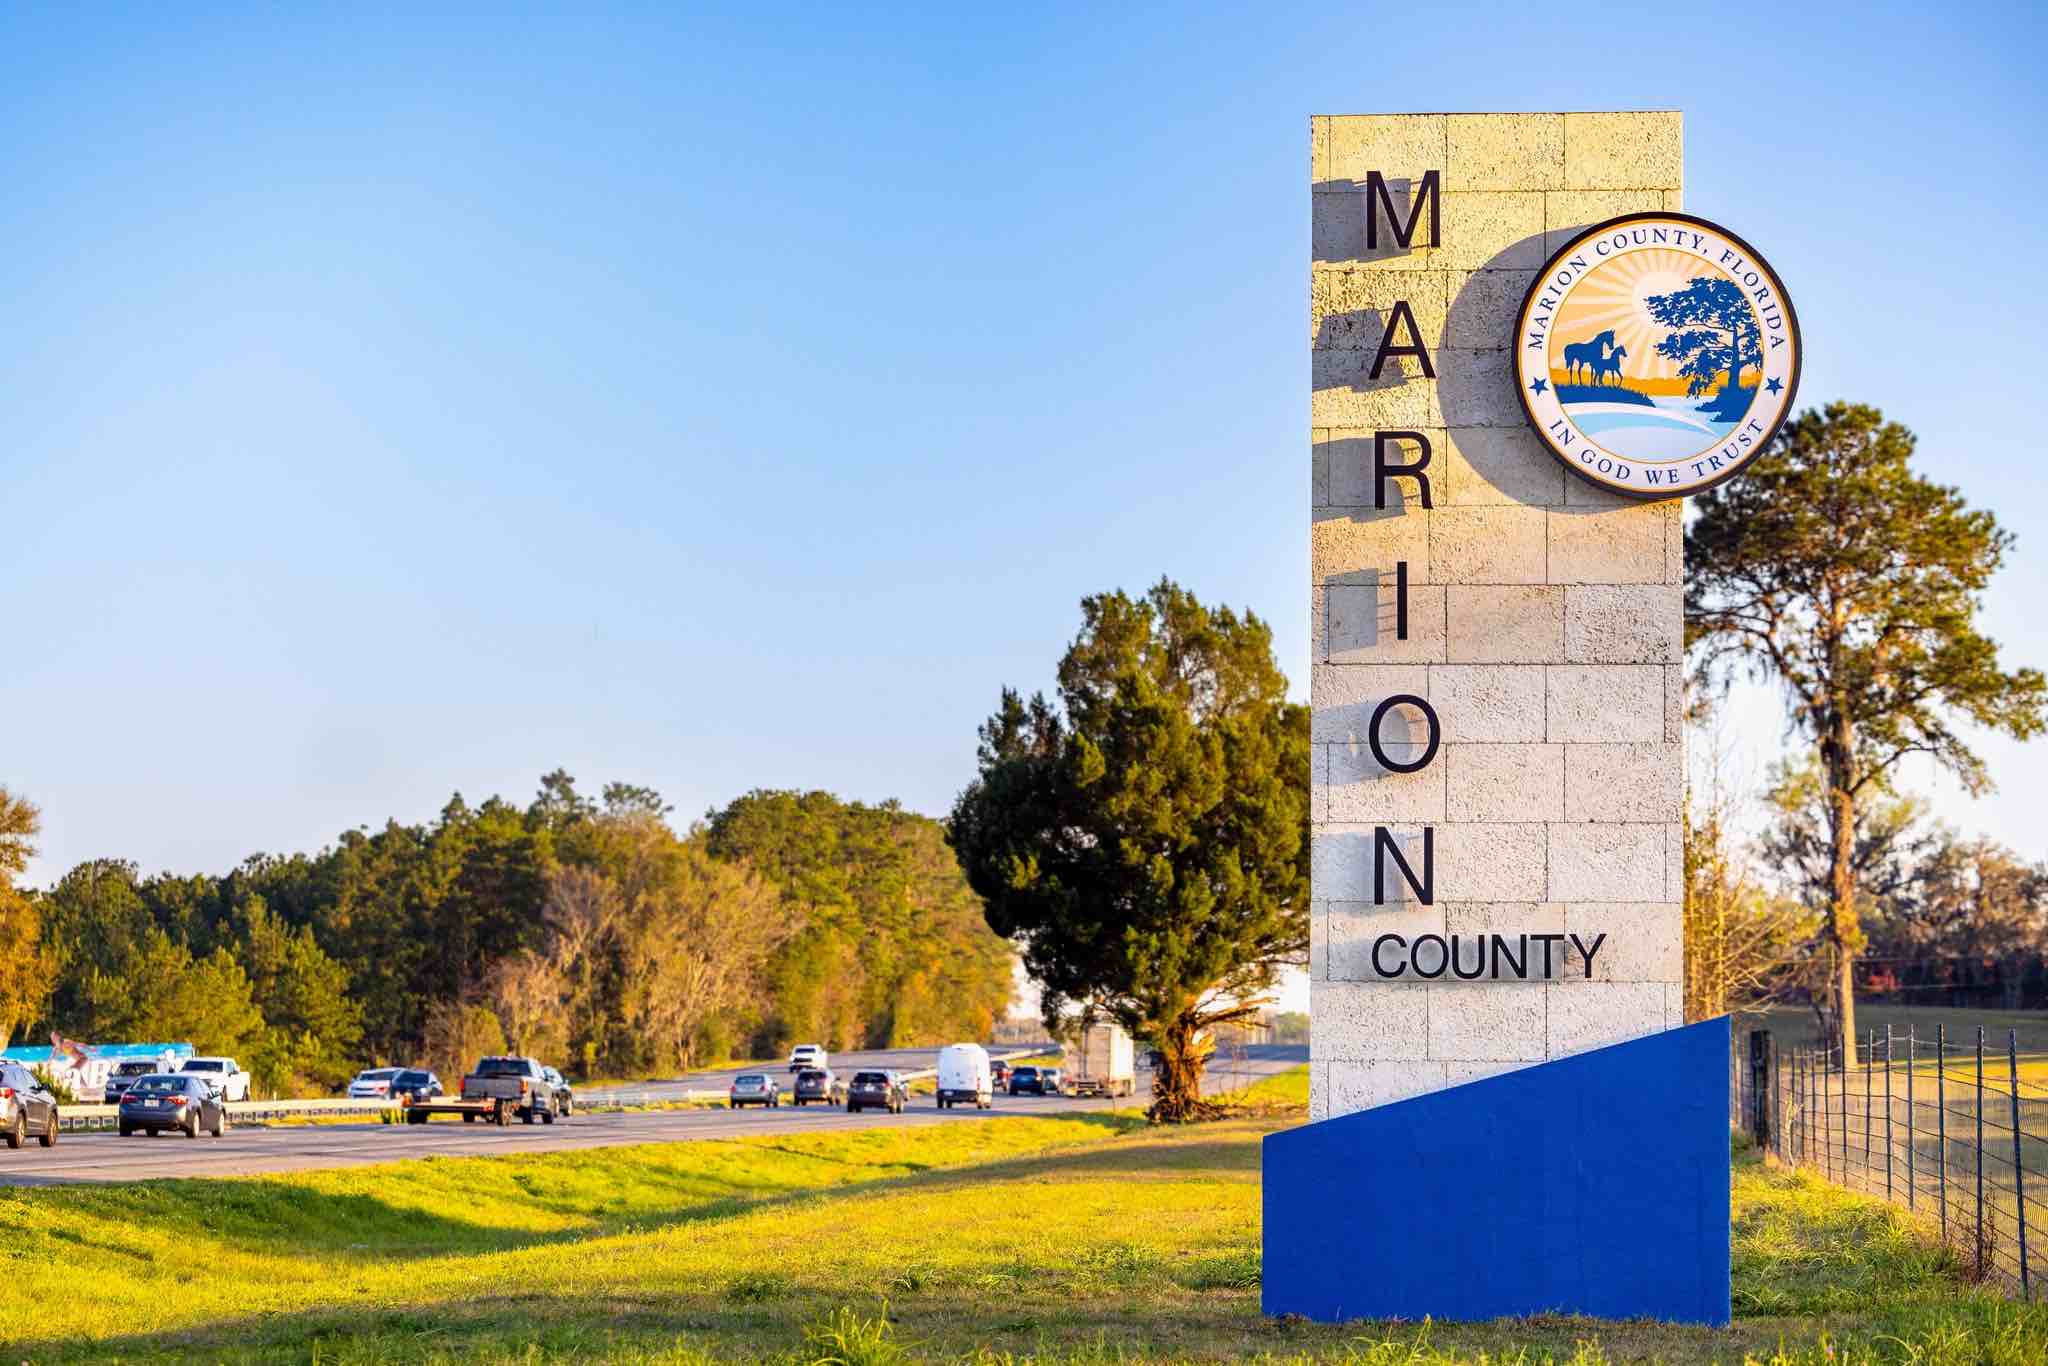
(0, 1044, 1307, 1186)
(575, 1044, 1039, 1105)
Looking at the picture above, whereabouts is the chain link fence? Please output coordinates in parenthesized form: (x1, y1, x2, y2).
(1732, 1023, 2048, 1297)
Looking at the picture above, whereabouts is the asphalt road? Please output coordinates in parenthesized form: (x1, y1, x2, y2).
(0, 1044, 1307, 1186)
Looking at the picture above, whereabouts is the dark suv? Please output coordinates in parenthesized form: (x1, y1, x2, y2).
(103, 1059, 160, 1104)
(118, 1073, 226, 1138)
(792, 1068, 844, 1106)
(1008, 1065, 1049, 1096)
(389, 1069, 443, 1103)
(846, 1071, 907, 1114)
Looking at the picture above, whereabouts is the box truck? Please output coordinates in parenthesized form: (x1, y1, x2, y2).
(1066, 1023, 1136, 1098)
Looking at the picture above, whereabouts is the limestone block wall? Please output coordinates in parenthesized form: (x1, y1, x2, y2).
(1308, 112, 1686, 1121)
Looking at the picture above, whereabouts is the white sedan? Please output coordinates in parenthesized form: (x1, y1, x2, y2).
(347, 1066, 404, 1100)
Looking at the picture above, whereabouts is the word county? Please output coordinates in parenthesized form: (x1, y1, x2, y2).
(1368, 931, 1609, 982)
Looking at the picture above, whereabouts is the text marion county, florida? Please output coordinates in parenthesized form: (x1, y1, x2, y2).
(1519, 221, 1795, 493)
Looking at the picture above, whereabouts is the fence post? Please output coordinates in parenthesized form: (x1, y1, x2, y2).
(1836, 1037, 1845, 1181)
(1826, 1040, 1843, 1179)
(1796, 1045, 1807, 1163)
(1864, 1029, 1875, 1187)
(1885, 1024, 1894, 1201)
(1748, 1029, 1772, 1150)
(1976, 1025, 1986, 1282)
(1938, 1023, 1949, 1247)
(1840, 1037, 1850, 1185)
(2011, 1028, 2030, 1301)
(1806, 1044, 1815, 1167)
(1812, 1044, 1821, 1175)
(1773, 1035, 1783, 1158)
(1800, 1044, 1809, 1167)
(1907, 1027, 1916, 1211)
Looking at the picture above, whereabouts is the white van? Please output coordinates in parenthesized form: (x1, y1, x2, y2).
(935, 1043, 992, 1110)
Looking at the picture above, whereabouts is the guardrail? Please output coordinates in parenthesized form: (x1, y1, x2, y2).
(58, 1098, 400, 1132)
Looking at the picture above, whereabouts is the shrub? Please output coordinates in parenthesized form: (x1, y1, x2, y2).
(29, 1065, 76, 1104)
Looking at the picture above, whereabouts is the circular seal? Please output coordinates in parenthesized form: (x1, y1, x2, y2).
(1513, 212, 1801, 499)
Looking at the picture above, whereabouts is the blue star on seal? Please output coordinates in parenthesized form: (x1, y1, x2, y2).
(1528, 377, 1547, 394)
(1765, 377, 1783, 394)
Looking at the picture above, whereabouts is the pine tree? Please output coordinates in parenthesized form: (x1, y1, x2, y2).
(1687, 403, 2046, 1062)
(949, 580, 1309, 1121)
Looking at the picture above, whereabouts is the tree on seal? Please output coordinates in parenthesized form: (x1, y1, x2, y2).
(1686, 403, 2045, 1064)
(1646, 277, 1764, 420)
(948, 579, 1309, 1122)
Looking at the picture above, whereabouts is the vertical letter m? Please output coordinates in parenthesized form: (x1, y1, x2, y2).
(1365, 170, 1440, 252)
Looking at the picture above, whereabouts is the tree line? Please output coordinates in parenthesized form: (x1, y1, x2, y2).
(0, 775, 1014, 1094)
(1688, 748, 2048, 1009)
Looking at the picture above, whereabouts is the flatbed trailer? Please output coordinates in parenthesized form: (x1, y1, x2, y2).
(397, 1094, 521, 1125)
(398, 1057, 561, 1126)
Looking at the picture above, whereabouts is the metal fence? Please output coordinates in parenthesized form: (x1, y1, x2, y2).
(1732, 1024, 2048, 1297)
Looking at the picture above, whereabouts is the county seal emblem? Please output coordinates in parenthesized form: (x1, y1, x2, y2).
(1513, 213, 1801, 498)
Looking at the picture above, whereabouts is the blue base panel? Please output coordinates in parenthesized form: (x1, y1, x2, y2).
(1262, 1016, 1731, 1326)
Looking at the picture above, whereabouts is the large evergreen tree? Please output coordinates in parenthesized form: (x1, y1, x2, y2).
(949, 579, 1309, 1121)
(1687, 403, 2046, 1062)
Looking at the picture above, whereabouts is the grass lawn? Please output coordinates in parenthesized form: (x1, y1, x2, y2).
(5, 1079, 2046, 1363)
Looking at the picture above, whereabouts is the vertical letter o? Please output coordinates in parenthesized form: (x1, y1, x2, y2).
(1368, 694, 1441, 774)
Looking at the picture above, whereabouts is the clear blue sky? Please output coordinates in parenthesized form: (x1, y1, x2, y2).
(5, 4, 2044, 892)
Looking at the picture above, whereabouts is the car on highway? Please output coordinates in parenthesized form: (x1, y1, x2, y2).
(348, 1066, 404, 1099)
(1040, 1067, 1066, 1096)
(989, 1059, 1013, 1093)
(0, 1062, 59, 1149)
(542, 1066, 574, 1116)
(103, 1058, 162, 1104)
(462, 1056, 563, 1124)
(791, 1068, 845, 1106)
(389, 1069, 443, 1103)
(728, 1073, 782, 1108)
(179, 1056, 251, 1102)
(1008, 1064, 1047, 1096)
(846, 1070, 908, 1114)
(118, 1073, 226, 1138)
(787, 1043, 827, 1071)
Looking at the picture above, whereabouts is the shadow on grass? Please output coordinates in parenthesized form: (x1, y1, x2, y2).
(10, 1112, 1152, 1271)
(6, 1112, 1243, 1360)
(929, 1134, 1263, 1186)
